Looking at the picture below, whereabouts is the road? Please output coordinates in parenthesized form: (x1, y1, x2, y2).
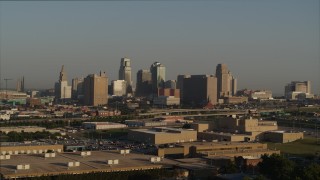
(1, 117, 89, 124)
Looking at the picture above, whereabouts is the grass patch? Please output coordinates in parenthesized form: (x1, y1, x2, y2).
(267, 137, 320, 157)
(285, 106, 320, 113)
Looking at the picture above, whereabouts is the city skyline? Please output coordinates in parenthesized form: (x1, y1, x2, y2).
(0, 1, 319, 95)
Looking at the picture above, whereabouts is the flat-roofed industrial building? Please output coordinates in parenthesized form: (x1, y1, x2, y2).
(264, 131, 304, 143)
(190, 117, 278, 142)
(128, 127, 197, 145)
(82, 122, 127, 130)
(125, 120, 167, 127)
(157, 142, 279, 158)
(0, 126, 46, 134)
(198, 132, 251, 142)
(0, 151, 177, 179)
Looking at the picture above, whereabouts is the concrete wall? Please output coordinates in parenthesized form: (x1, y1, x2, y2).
(190, 123, 209, 132)
(158, 147, 187, 157)
(264, 132, 304, 143)
(128, 130, 156, 144)
(128, 129, 197, 145)
(198, 132, 249, 142)
(154, 131, 197, 144)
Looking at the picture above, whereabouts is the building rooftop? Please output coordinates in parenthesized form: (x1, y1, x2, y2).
(0, 151, 176, 179)
(200, 131, 249, 137)
(130, 127, 195, 134)
(82, 122, 125, 125)
(176, 141, 265, 148)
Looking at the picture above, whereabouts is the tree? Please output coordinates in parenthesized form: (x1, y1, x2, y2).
(258, 154, 295, 180)
(219, 162, 239, 174)
(302, 163, 320, 180)
(182, 123, 191, 129)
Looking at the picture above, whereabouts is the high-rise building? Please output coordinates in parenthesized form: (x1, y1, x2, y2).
(182, 75, 217, 106)
(112, 80, 127, 96)
(216, 64, 237, 98)
(54, 65, 72, 101)
(16, 76, 25, 92)
(118, 57, 132, 94)
(83, 72, 108, 106)
(177, 74, 191, 102)
(150, 62, 166, 93)
(136, 69, 152, 97)
(231, 77, 237, 96)
(285, 81, 313, 100)
(72, 78, 84, 100)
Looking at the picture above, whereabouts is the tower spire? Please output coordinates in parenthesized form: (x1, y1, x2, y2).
(59, 65, 67, 82)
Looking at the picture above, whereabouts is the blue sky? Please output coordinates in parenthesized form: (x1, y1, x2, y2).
(0, 0, 319, 95)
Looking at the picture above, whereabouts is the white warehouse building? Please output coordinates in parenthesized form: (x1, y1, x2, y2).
(82, 122, 127, 130)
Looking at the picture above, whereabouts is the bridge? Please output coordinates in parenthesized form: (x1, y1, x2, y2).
(139, 108, 283, 117)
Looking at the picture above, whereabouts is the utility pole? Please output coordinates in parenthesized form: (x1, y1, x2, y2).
(4, 78, 12, 99)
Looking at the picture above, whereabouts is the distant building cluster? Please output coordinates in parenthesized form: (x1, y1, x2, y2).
(285, 81, 314, 100)
(0, 57, 316, 107)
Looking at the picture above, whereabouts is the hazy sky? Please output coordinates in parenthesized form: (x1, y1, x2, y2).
(0, 0, 319, 95)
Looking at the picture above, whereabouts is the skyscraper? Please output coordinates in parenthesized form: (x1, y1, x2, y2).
(16, 76, 25, 92)
(216, 64, 237, 98)
(182, 75, 217, 106)
(118, 57, 132, 94)
(112, 80, 127, 96)
(150, 62, 166, 93)
(54, 65, 72, 101)
(72, 77, 84, 100)
(177, 74, 191, 102)
(83, 71, 108, 106)
(136, 69, 152, 97)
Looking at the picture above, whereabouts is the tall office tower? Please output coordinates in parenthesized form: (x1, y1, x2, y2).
(118, 57, 132, 93)
(165, 80, 177, 89)
(182, 75, 217, 106)
(177, 74, 191, 102)
(231, 78, 237, 96)
(216, 64, 237, 98)
(21, 76, 25, 92)
(16, 78, 22, 92)
(136, 69, 152, 97)
(72, 78, 84, 100)
(150, 62, 166, 93)
(54, 65, 72, 101)
(83, 71, 108, 106)
(16, 76, 25, 92)
(16, 80, 21, 92)
(112, 80, 127, 96)
(285, 81, 313, 99)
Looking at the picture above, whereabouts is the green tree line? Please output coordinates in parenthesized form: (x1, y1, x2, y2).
(258, 154, 320, 180)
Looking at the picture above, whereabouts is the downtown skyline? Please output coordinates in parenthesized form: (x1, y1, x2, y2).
(0, 1, 319, 95)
